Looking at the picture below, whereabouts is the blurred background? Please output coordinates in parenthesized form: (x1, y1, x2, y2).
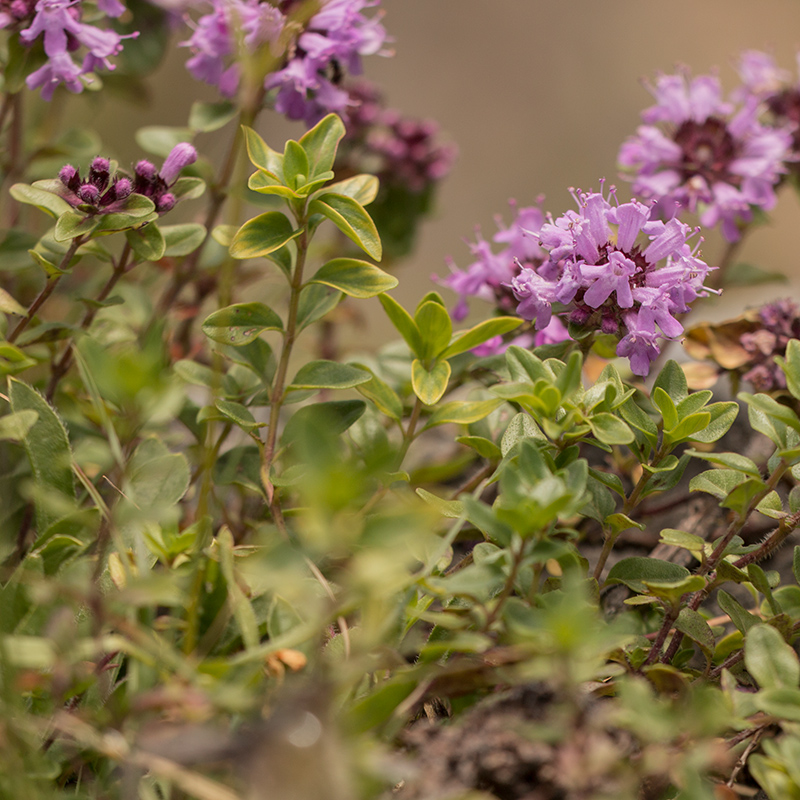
(85, 0, 800, 341)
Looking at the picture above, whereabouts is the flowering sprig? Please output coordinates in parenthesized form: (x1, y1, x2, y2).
(510, 185, 715, 376)
(15, 0, 137, 99)
(183, 0, 391, 125)
(49, 143, 198, 217)
(619, 69, 792, 241)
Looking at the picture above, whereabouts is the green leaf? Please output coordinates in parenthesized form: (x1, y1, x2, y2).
(10, 182, 72, 218)
(54, 210, 99, 242)
(757, 490, 785, 519)
(230, 212, 301, 259)
(717, 590, 760, 634)
(604, 557, 690, 593)
(411, 359, 451, 406)
(241, 125, 284, 178)
(189, 100, 237, 133)
(127, 438, 190, 509)
(414, 300, 452, 361)
(202, 302, 283, 345)
(354, 368, 403, 421)
(0, 409, 37, 441)
(288, 360, 371, 391)
(673, 607, 715, 659)
(686, 449, 761, 477)
(378, 294, 422, 356)
(416, 488, 464, 519)
(218, 527, 259, 650)
(296, 284, 341, 331)
(652, 386, 678, 430)
(725, 261, 789, 287)
(690, 401, 738, 443)
(0, 287, 25, 316)
(664, 411, 712, 444)
(456, 435, 502, 460)
(740, 392, 800, 434)
(214, 399, 264, 432)
(309, 258, 397, 298)
(440, 317, 522, 359)
(125, 223, 165, 262)
(248, 170, 297, 199)
(424, 399, 504, 429)
(9, 377, 76, 533)
(658, 528, 705, 555)
(298, 113, 346, 178)
(587, 412, 634, 445)
(309, 193, 382, 260)
(281, 399, 366, 444)
(161, 223, 206, 257)
(652, 360, 688, 403)
(745, 623, 800, 689)
(689, 468, 750, 500)
(501, 412, 544, 456)
(779, 339, 800, 401)
(321, 174, 379, 205)
(283, 139, 309, 190)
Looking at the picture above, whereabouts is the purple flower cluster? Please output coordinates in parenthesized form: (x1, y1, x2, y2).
(438, 200, 569, 355)
(338, 80, 457, 193)
(57, 143, 197, 215)
(735, 51, 800, 176)
(13, 0, 136, 100)
(619, 69, 792, 241)
(739, 299, 800, 391)
(183, 0, 390, 126)
(509, 186, 715, 376)
(131, 142, 198, 213)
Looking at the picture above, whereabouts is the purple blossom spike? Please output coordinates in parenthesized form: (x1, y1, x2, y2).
(19, 0, 137, 99)
(619, 68, 793, 242)
(509, 184, 716, 376)
(183, 0, 391, 126)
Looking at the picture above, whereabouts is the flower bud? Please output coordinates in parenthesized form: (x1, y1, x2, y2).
(159, 142, 197, 185)
(156, 192, 176, 213)
(77, 183, 100, 204)
(59, 164, 81, 192)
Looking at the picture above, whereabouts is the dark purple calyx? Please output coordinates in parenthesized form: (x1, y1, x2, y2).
(674, 117, 739, 185)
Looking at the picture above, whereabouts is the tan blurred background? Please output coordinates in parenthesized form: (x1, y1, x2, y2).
(90, 1, 800, 342)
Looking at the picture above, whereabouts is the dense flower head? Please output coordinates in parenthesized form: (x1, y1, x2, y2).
(739, 299, 800, 391)
(58, 143, 197, 215)
(17, 0, 135, 100)
(619, 68, 792, 242)
(183, 0, 390, 126)
(510, 185, 715, 376)
(337, 80, 457, 193)
(735, 50, 800, 176)
(58, 157, 133, 212)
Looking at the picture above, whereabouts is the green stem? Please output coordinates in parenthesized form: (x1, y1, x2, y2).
(656, 459, 789, 665)
(261, 221, 310, 519)
(8, 236, 83, 343)
(46, 241, 135, 400)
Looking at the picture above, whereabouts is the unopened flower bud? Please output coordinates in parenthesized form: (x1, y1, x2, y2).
(59, 164, 81, 192)
(134, 160, 157, 182)
(113, 177, 132, 200)
(77, 183, 100, 204)
(160, 142, 197, 185)
(156, 192, 176, 213)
